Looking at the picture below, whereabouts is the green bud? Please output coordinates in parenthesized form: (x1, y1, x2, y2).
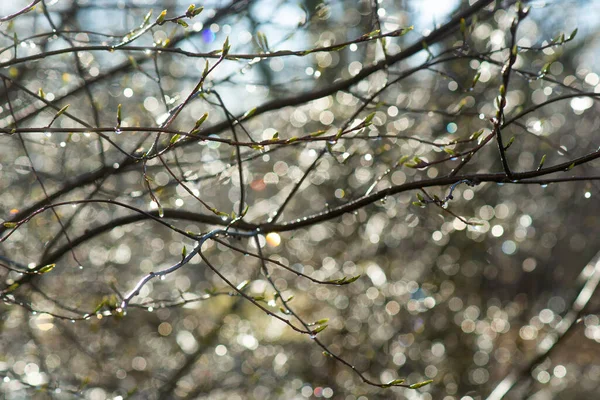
(38, 263, 56, 274)
(409, 380, 433, 389)
(156, 10, 167, 24)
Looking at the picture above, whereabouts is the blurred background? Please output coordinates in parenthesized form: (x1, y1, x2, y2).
(1, 0, 600, 399)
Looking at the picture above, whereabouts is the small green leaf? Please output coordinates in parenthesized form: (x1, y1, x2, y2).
(236, 280, 250, 290)
(409, 380, 433, 389)
(170, 134, 180, 144)
(504, 136, 515, 150)
(38, 88, 45, 99)
(93, 299, 106, 314)
(271, 131, 279, 140)
(472, 72, 481, 87)
(567, 162, 575, 170)
(387, 379, 406, 386)
(241, 107, 257, 120)
(117, 104, 122, 127)
(202, 60, 209, 77)
(315, 318, 329, 325)
(568, 28, 578, 41)
(256, 31, 269, 51)
(470, 129, 484, 140)
(142, 9, 153, 25)
(540, 62, 551, 76)
(186, 4, 196, 17)
(363, 112, 376, 126)
(177, 20, 189, 28)
(398, 27, 413, 36)
(416, 193, 425, 202)
(537, 154, 546, 171)
(181, 245, 187, 258)
(310, 130, 326, 137)
(222, 36, 230, 56)
(312, 324, 328, 334)
(192, 6, 204, 17)
(398, 155, 410, 165)
(5, 282, 20, 293)
(38, 263, 56, 274)
(156, 10, 167, 24)
(345, 274, 361, 284)
(3, 222, 17, 228)
(192, 112, 209, 132)
(215, 210, 229, 217)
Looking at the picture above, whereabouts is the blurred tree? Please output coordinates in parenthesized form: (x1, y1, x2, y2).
(1, 0, 600, 399)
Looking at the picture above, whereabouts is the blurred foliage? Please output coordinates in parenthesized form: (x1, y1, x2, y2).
(1, 0, 600, 399)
